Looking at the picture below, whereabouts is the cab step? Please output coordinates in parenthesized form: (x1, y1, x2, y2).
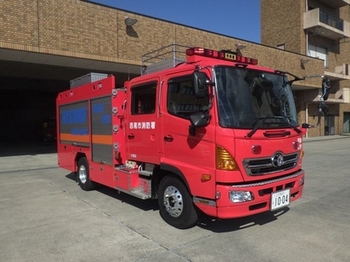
(130, 188, 151, 199)
(114, 165, 152, 199)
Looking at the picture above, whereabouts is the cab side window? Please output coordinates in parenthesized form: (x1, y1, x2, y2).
(167, 76, 209, 118)
(131, 82, 157, 115)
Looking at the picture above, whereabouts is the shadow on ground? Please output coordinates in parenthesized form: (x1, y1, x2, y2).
(66, 172, 288, 232)
(66, 172, 159, 212)
(197, 207, 289, 233)
(0, 141, 57, 157)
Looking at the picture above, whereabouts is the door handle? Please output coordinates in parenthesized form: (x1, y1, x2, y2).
(128, 134, 135, 139)
(164, 135, 173, 142)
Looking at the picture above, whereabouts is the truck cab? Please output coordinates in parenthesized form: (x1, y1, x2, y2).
(123, 47, 304, 227)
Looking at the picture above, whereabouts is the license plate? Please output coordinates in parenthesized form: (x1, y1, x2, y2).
(271, 189, 290, 211)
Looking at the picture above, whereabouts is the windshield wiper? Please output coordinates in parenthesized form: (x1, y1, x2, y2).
(246, 115, 270, 138)
(279, 115, 302, 134)
(247, 115, 301, 138)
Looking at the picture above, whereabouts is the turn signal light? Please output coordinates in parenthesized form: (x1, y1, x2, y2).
(201, 174, 211, 182)
(216, 146, 239, 170)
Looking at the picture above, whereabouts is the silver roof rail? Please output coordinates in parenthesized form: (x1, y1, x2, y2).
(141, 43, 189, 75)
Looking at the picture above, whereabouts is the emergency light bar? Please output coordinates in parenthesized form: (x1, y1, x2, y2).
(186, 47, 258, 65)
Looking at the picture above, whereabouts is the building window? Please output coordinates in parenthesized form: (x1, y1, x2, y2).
(308, 44, 328, 68)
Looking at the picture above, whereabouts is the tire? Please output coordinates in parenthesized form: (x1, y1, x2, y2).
(158, 176, 198, 229)
(77, 157, 95, 191)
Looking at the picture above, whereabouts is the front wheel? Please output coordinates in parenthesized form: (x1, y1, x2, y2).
(158, 176, 198, 229)
(77, 157, 95, 191)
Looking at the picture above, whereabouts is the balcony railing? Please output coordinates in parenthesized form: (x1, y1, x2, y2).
(319, 9, 343, 31)
(304, 8, 350, 40)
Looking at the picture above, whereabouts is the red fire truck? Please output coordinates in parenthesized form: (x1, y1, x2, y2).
(56, 46, 322, 229)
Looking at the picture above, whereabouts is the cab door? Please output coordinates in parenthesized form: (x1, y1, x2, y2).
(159, 72, 216, 198)
(125, 80, 160, 164)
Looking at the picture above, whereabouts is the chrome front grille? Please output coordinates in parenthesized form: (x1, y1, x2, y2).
(243, 152, 299, 176)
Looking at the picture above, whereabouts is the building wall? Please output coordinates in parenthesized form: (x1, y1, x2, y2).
(261, 0, 350, 136)
(261, 0, 306, 53)
(0, 0, 322, 73)
(0, 0, 327, 136)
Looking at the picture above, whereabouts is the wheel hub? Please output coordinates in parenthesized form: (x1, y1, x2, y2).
(163, 186, 183, 217)
(79, 165, 87, 184)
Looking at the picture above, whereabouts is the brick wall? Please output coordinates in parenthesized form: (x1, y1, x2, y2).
(0, 0, 38, 46)
(1, 0, 329, 136)
(0, 0, 324, 75)
(261, 0, 306, 53)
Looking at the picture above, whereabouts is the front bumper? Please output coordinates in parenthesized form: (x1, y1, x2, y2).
(194, 170, 304, 219)
(216, 170, 304, 218)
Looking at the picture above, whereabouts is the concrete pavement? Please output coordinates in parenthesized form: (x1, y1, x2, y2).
(1, 135, 350, 261)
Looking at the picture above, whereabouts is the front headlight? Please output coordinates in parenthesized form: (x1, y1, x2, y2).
(229, 190, 254, 203)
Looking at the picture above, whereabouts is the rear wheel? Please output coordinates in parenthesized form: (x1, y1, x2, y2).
(158, 176, 198, 229)
(77, 157, 95, 191)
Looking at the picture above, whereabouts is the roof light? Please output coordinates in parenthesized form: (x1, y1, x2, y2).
(186, 47, 258, 65)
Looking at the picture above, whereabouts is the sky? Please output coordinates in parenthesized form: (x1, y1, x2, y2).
(88, 0, 261, 43)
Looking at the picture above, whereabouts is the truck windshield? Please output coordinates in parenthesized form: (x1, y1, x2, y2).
(214, 67, 298, 129)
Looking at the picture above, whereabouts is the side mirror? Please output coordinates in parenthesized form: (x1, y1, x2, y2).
(189, 111, 211, 136)
(193, 71, 209, 98)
